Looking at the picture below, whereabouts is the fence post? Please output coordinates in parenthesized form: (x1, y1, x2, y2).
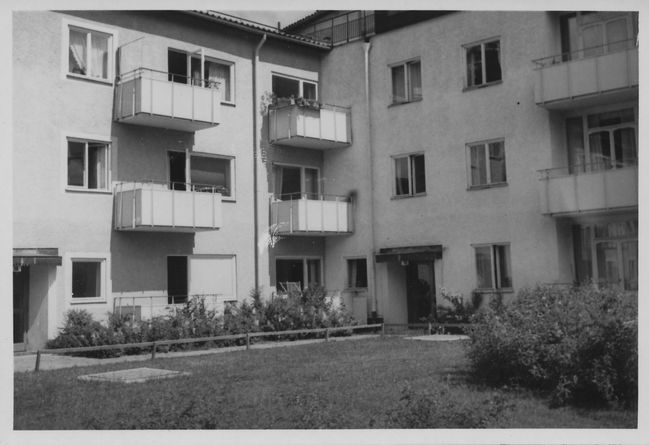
(428, 322, 432, 335)
(245, 333, 250, 350)
(325, 328, 329, 341)
(151, 342, 156, 360)
(34, 350, 41, 372)
(381, 323, 385, 338)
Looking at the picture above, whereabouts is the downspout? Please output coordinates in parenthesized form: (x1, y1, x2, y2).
(363, 40, 379, 315)
(252, 34, 267, 291)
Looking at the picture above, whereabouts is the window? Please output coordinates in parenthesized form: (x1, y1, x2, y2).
(465, 39, 501, 88)
(168, 151, 234, 198)
(390, 60, 422, 103)
(347, 258, 368, 288)
(68, 25, 112, 81)
(70, 257, 107, 302)
(566, 108, 637, 173)
(467, 140, 506, 188)
(167, 256, 188, 304)
(276, 258, 322, 291)
(560, 12, 637, 61)
(474, 244, 512, 290)
(167, 50, 235, 103)
(67, 139, 109, 191)
(393, 154, 425, 197)
(273, 165, 319, 200)
(272, 74, 317, 100)
(167, 255, 238, 305)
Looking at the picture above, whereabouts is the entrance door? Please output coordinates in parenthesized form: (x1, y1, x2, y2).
(13, 267, 29, 351)
(406, 261, 436, 323)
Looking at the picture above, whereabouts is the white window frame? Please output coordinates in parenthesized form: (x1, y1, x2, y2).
(67, 253, 110, 304)
(345, 256, 369, 290)
(389, 58, 422, 104)
(271, 73, 318, 100)
(275, 256, 324, 290)
(168, 49, 236, 105)
(167, 150, 236, 201)
(465, 138, 507, 189)
(64, 135, 111, 193)
(392, 152, 426, 198)
(472, 243, 512, 292)
(62, 19, 116, 84)
(464, 37, 502, 89)
(273, 163, 321, 199)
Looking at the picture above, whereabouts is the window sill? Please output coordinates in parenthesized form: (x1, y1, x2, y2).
(70, 298, 107, 305)
(221, 101, 236, 107)
(462, 80, 502, 92)
(222, 197, 236, 203)
(467, 182, 508, 191)
(391, 192, 427, 200)
(388, 98, 423, 108)
(66, 73, 114, 86)
(65, 187, 112, 195)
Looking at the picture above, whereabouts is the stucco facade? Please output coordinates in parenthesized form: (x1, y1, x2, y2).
(13, 10, 638, 349)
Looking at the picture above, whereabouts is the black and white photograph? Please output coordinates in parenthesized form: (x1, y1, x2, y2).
(3, 1, 646, 443)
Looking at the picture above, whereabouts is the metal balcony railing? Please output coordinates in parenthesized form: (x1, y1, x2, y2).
(114, 293, 226, 321)
(297, 11, 375, 46)
(532, 38, 637, 68)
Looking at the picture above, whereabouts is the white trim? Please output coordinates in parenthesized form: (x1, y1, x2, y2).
(61, 17, 117, 85)
(63, 132, 112, 193)
(343, 256, 369, 290)
(389, 58, 422, 104)
(271, 73, 319, 100)
(65, 252, 111, 305)
(465, 138, 507, 189)
(391, 152, 425, 197)
(463, 36, 502, 89)
(275, 256, 325, 289)
(272, 163, 321, 197)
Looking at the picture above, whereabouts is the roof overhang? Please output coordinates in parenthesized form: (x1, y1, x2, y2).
(375, 245, 443, 263)
(13, 248, 62, 267)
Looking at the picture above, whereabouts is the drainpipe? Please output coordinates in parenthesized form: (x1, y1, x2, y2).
(363, 40, 379, 315)
(252, 34, 267, 291)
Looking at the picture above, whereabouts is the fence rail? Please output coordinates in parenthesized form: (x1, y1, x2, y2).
(33, 323, 384, 371)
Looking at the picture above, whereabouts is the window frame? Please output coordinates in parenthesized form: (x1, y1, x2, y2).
(272, 162, 321, 200)
(389, 58, 422, 105)
(65, 136, 111, 193)
(392, 152, 426, 198)
(465, 138, 507, 190)
(168, 49, 236, 105)
(63, 19, 116, 85)
(346, 257, 369, 290)
(167, 150, 236, 201)
(271, 73, 318, 100)
(275, 256, 324, 291)
(463, 37, 502, 90)
(472, 243, 513, 292)
(67, 253, 109, 305)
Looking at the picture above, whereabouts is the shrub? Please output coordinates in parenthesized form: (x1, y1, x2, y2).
(466, 284, 637, 407)
(436, 288, 479, 324)
(46, 309, 121, 358)
(387, 383, 511, 428)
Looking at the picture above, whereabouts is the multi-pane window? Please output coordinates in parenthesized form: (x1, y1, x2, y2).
(560, 12, 637, 61)
(71, 259, 104, 301)
(467, 140, 506, 188)
(273, 165, 319, 200)
(391, 60, 422, 103)
(168, 151, 234, 197)
(276, 258, 322, 291)
(465, 39, 501, 88)
(394, 154, 425, 196)
(566, 108, 637, 173)
(474, 244, 512, 290)
(272, 74, 317, 100)
(68, 26, 112, 81)
(67, 139, 109, 190)
(347, 258, 368, 288)
(167, 50, 235, 103)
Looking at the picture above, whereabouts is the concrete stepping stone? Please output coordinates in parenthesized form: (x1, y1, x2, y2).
(78, 367, 189, 383)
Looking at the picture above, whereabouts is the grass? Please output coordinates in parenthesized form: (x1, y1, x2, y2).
(14, 337, 636, 429)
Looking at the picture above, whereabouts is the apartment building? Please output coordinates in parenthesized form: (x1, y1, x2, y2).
(13, 10, 638, 351)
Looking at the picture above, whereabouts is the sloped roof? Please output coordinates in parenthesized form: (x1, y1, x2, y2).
(186, 10, 331, 49)
(282, 11, 332, 32)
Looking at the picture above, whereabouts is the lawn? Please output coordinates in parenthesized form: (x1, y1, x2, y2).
(14, 337, 636, 429)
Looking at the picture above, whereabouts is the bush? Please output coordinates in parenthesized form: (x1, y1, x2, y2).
(466, 284, 637, 407)
(387, 383, 511, 428)
(46, 309, 121, 358)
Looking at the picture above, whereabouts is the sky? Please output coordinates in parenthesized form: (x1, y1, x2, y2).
(224, 10, 315, 29)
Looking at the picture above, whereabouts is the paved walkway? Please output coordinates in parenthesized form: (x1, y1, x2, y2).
(404, 334, 470, 342)
(14, 334, 381, 373)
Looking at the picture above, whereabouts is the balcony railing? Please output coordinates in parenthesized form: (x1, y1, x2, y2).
(270, 193, 353, 236)
(537, 163, 638, 216)
(114, 68, 221, 131)
(114, 181, 222, 232)
(268, 103, 352, 150)
(296, 11, 375, 46)
(114, 293, 230, 321)
(533, 39, 638, 109)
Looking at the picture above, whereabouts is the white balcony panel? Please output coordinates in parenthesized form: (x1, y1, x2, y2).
(534, 47, 638, 109)
(114, 70, 220, 132)
(539, 167, 637, 216)
(268, 105, 352, 150)
(114, 183, 222, 232)
(271, 198, 353, 236)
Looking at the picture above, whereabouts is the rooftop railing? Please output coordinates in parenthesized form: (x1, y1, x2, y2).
(297, 11, 375, 46)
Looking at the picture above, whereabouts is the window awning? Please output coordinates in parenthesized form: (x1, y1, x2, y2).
(13, 248, 62, 267)
(375, 245, 443, 263)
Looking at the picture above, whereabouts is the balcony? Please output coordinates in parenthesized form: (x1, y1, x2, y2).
(270, 194, 353, 236)
(537, 164, 638, 216)
(114, 181, 222, 232)
(114, 68, 221, 132)
(268, 103, 352, 150)
(533, 40, 638, 109)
